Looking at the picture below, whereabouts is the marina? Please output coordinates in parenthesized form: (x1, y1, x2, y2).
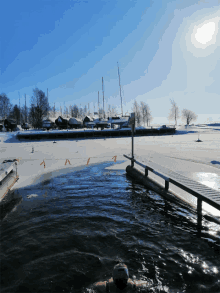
(16, 127, 176, 140)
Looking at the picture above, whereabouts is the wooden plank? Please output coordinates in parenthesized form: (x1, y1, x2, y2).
(192, 187, 216, 193)
(194, 189, 220, 196)
(171, 181, 220, 210)
(201, 193, 220, 199)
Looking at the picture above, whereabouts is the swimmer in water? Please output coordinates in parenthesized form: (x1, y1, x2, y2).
(93, 263, 148, 292)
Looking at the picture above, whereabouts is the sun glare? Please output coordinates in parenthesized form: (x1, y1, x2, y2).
(190, 16, 220, 51)
(195, 22, 215, 44)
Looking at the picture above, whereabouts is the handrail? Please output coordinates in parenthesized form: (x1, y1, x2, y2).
(123, 154, 220, 211)
(123, 155, 169, 182)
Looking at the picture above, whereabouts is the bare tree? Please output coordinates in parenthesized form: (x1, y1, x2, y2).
(0, 93, 12, 119)
(132, 101, 141, 126)
(63, 105, 69, 118)
(168, 99, 180, 126)
(140, 101, 152, 126)
(78, 107, 84, 120)
(29, 88, 49, 128)
(182, 109, 197, 125)
(48, 103, 57, 118)
(107, 105, 118, 118)
(84, 105, 88, 117)
(70, 104, 79, 118)
(9, 105, 22, 124)
(52, 103, 56, 118)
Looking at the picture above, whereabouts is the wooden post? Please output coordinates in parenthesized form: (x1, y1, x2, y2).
(129, 113, 135, 168)
(131, 124, 134, 167)
(145, 167, 148, 176)
(165, 180, 169, 191)
(197, 198, 202, 232)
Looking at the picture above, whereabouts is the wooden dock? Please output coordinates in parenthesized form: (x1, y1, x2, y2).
(0, 161, 19, 202)
(124, 154, 220, 229)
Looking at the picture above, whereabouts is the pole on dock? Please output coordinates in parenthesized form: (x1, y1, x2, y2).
(15, 162, 17, 177)
(197, 198, 202, 233)
(132, 124, 134, 167)
(165, 180, 169, 191)
(145, 167, 148, 177)
(129, 113, 135, 167)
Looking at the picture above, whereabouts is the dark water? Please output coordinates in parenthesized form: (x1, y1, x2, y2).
(1, 162, 220, 293)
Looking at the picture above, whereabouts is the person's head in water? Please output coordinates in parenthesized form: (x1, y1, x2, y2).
(113, 263, 129, 290)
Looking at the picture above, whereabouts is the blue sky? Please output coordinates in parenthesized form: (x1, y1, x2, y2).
(1, 0, 220, 124)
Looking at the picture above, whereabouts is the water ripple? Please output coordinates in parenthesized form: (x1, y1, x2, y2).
(1, 162, 220, 293)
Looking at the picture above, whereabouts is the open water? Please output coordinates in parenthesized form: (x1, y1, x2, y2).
(1, 162, 220, 293)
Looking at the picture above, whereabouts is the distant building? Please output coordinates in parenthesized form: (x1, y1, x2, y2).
(55, 116, 69, 129)
(42, 118, 56, 130)
(107, 116, 129, 129)
(83, 116, 93, 127)
(68, 118, 83, 129)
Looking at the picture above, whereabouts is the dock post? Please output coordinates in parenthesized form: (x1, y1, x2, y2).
(145, 167, 148, 177)
(129, 113, 135, 168)
(165, 180, 169, 191)
(197, 198, 202, 232)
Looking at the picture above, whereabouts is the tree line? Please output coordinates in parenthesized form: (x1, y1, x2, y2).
(0, 88, 113, 128)
(0, 88, 198, 128)
(131, 99, 197, 127)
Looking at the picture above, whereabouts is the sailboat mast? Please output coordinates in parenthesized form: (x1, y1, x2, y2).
(25, 94, 27, 123)
(117, 62, 123, 117)
(98, 91, 100, 119)
(102, 77, 105, 119)
(18, 91, 21, 124)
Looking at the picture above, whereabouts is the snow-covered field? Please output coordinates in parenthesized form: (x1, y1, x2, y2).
(1, 124, 220, 216)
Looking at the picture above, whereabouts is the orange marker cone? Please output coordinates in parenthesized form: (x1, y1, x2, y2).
(112, 156, 117, 163)
(40, 160, 46, 168)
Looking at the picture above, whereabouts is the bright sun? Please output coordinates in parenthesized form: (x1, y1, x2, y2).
(190, 16, 220, 51)
(195, 22, 216, 44)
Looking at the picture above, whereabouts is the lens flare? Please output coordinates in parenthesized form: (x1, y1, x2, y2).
(195, 22, 215, 44)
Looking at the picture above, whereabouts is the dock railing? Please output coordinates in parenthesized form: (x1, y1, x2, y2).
(123, 154, 220, 230)
(124, 154, 170, 190)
